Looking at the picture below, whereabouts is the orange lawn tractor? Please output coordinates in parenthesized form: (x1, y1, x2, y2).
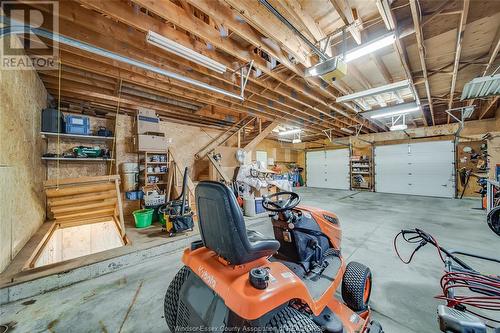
(164, 181, 384, 332)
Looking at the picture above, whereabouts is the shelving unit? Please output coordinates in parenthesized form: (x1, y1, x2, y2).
(41, 132, 114, 142)
(41, 157, 115, 162)
(41, 131, 116, 170)
(139, 151, 170, 187)
(350, 145, 375, 191)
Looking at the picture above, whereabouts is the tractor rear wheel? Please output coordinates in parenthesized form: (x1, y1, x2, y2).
(341, 261, 372, 312)
(265, 306, 321, 332)
(164, 266, 190, 332)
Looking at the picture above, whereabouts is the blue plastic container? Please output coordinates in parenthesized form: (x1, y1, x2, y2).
(125, 190, 143, 201)
(65, 115, 90, 135)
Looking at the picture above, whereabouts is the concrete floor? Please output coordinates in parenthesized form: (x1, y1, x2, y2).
(1, 188, 498, 333)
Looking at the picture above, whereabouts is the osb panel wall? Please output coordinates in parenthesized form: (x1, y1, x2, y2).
(0, 43, 47, 272)
(158, 120, 222, 180)
(252, 139, 303, 166)
(46, 116, 114, 179)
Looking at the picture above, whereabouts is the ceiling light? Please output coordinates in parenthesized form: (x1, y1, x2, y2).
(371, 107, 419, 119)
(365, 103, 420, 119)
(146, 31, 226, 74)
(345, 34, 395, 63)
(337, 80, 409, 103)
(292, 138, 302, 144)
(390, 124, 408, 131)
(278, 129, 301, 135)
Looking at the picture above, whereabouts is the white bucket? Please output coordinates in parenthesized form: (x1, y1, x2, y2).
(121, 162, 139, 174)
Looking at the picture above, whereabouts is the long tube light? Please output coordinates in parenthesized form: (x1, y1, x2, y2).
(337, 80, 409, 103)
(370, 106, 420, 119)
(146, 31, 226, 74)
(278, 129, 302, 135)
(1, 24, 243, 100)
(345, 33, 395, 63)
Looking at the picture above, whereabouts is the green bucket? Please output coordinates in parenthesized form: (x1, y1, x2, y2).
(132, 209, 154, 228)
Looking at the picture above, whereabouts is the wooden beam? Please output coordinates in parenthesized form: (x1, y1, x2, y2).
(410, 0, 435, 126)
(243, 120, 280, 152)
(479, 96, 499, 120)
(329, 0, 361, 44)
(421, 0, 455, 27)
(447, 0, 470, 123)
(276, 0, 326, 43)
(220, 0, 312, 66)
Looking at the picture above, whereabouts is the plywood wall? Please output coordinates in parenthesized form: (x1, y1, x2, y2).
(0, 37, 48, 272)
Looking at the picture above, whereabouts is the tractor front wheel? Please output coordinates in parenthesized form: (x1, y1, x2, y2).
(164, 266, 190, 332)
(341, 261, 372, 312)
(265, 306, 321, 333)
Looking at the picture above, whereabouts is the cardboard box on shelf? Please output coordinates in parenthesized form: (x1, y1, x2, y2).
(137, 135, 172, 152)
(137, 108, 160, 134)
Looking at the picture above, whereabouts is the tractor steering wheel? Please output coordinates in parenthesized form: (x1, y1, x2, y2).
(262, 191, 300, 212)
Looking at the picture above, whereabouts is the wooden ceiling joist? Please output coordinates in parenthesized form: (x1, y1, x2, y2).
(409, 0, 435, 126)
(447, 0, 470, 123)
(28, 3, 351, 136)
(328, 0, 362, 45)
(69, 0, 375, 134)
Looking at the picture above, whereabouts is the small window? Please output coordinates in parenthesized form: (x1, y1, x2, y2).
(256, 150, 268, 166)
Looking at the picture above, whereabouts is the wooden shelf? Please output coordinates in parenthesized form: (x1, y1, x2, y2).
(144, 161, 169, 165)
(42, 157, 115, 162)
(145, 181, 167, 185)
(41, 132, 114, 142)
(352, 171, 370, 175)
(144, 172, 167, 175)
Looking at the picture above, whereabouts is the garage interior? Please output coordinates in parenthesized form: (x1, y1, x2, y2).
(0, 0, 499, 332)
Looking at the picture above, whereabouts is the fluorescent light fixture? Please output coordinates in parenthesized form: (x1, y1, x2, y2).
(292, 138, 302, 144)
(278, 128, 301, 135)
(340, 127, 354, 134)
(146, 31, 226, 74)
(390, 124, 408, 131)
(337, 80, 409, 103)
(371, 107, 419, 119)
(344, 34, 395, 63)
(363, 102, 420, 119)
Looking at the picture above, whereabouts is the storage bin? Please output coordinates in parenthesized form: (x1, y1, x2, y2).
(125, 190, 143, 200)
(65, 115, 90, 135)
(41, 108, 65, 133)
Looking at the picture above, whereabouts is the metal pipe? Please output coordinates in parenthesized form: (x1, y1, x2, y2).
(258, 0, 328, 61)
(0, 24, 244, 101)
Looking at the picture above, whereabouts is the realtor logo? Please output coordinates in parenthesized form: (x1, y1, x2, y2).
(1, 1, 59, 70)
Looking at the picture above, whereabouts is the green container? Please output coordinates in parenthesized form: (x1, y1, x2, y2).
(132, 209, 153, 228)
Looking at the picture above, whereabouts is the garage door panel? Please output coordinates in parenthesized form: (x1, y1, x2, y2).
(306, 149, 349, 190)
(306, 151, 326, 188)
(375, 141, 455, 198)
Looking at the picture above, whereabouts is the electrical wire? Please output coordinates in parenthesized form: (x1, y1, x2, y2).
(394, 228, 500, 324)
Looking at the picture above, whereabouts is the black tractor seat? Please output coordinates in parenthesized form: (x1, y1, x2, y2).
(195, 181, 280, 265)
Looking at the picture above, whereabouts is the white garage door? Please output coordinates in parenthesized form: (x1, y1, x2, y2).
(306, 149, 349, 190)
(375, 141, 455, 198)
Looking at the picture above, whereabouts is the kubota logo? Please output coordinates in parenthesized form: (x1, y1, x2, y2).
(198, 266, 216, 289)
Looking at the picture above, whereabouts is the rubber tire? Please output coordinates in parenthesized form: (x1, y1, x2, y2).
(341, 261, 372, 312)
(164, 266, 190, 332)
(487, 206, 500, 236)
(265, 306, 321, 333)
